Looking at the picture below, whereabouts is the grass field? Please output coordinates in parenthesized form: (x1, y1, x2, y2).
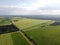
(0, 18, 29, 45)
(11, 32, 29, 45)
(13, 18, 58, 45)
(0, 33, 13, 45)
(13, 18, 52, 30)
(0, 17, 60, 45)
(0, 32, 29, 45)
(25, 24, 60, 45)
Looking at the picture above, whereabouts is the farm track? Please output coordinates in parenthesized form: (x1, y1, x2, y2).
(13, 23, 37, 45)
(0, 23, 36, 45)
(19, 30, 37, 45)
(12, 19, 54, 45)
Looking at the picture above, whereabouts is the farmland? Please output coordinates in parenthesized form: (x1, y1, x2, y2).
(0, 31, 29, 45)
(13, 18, 52, 30)
(13, 18, 60, 45)
(0, 18, 29, 45)
(0, 17, 60, 45)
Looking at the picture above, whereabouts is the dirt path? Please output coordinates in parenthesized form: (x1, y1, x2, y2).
(14, 26, 37, 45)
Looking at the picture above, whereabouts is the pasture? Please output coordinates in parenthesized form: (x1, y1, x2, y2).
(0, 17, 60, 45)
(14, 18, 59, 45)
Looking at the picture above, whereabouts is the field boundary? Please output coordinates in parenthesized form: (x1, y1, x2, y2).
(12, 23, 37, 45)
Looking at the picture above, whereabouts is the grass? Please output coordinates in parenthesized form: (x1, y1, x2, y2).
(11, 32, 29, 45)
(0, 32, 29, 45)
(0, 17, 60, 45)
(0, 18, 30, 45)
(0, 33, 13, 45)
(13, 18, 60, 45)
(13, 18, 52, 30)
(25, 23, 60, 45)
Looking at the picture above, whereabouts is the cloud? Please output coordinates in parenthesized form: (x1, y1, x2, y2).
(0, 5, 31, 15)
(0, 5, 60, 15)
(39, 3, 60, 10)
(0, 0, 60, 15)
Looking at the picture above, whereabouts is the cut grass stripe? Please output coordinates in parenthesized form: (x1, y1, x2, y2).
(11, 32, 29, 45)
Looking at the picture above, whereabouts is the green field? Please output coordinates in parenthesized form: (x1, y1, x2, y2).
(0, 33, 13, 45)
(0, 17, 60, 45)
(0, 32, 29, 45)
(13, 18, 53, 30)
(25, 24, 60, 45)
(11, 32, 29, 45)
(0, 18, 29, 45)
(13, 18, 60, 45)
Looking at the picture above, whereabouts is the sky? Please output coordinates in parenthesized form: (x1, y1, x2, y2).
(0, 0, 60, 15)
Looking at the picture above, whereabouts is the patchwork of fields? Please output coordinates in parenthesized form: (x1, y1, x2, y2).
(0, 17, 60, 45)
(0, 18, 29, 45)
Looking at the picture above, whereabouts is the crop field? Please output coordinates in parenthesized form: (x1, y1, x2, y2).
(0, 17, 60, 45)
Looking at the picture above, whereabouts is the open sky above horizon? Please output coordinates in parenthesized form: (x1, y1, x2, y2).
(0, 0, 60, 15)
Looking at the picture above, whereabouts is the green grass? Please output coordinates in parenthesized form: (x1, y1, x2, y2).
(11, 32, 29, 45)
(13, 18, 60, 45)
(0, 33, 13, 45)
(0, 18, 60, 45)
(25, 23, 60, 45)
(0, 18, 30, 45)
(0, 32, 29, 45)
(13, 18, 52, 30)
